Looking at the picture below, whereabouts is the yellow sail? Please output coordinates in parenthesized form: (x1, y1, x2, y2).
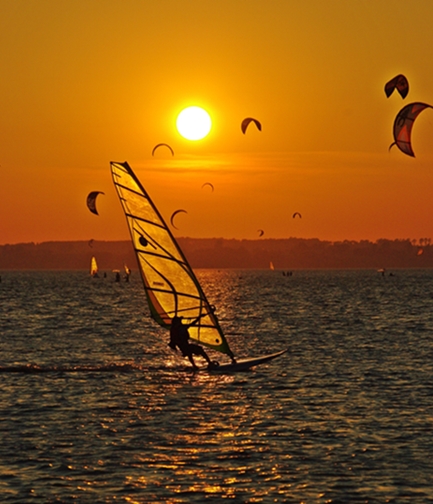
(110, 161, 234, 358)
(90, 256, 99, 277)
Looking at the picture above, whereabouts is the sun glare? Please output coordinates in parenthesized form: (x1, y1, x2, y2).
(176, 106, 212, 140)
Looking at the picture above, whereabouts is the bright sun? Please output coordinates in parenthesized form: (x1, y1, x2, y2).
(176, 106, 212, 140)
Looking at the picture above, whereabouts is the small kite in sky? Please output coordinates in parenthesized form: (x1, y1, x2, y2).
(384, 74, 409, 99)
(241, 117, 262, 134)
(86, 191, 104, 215)
(257, 229, 264, 237)
(201, 182, 214, 192)
(389, 102, 433, 157)
(170, 209, 187, 229)
(152, 143, 174, 156)
(292, 212, 302, 219)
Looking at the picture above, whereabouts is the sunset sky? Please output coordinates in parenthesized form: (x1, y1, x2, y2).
(2, 0, 433, 245)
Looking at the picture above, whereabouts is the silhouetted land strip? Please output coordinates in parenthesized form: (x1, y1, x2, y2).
(0, 238, 432, 270)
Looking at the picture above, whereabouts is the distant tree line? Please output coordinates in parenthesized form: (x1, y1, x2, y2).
(0, 238, 432, 270)
(0, 241, 135, 271)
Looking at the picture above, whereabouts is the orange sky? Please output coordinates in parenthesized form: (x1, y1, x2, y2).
(2, 1, 433, 245)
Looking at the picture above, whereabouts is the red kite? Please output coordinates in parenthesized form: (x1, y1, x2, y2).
(389, 102, 433, 157)
(385, 74, 409, 99)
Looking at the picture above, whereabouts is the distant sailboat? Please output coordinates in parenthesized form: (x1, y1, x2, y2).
(90, 256, 99, 277)
(270, 261, 275, 271)
(110, 161, 287, 372)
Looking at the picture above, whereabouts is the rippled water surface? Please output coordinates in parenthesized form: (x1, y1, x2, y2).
(1, 269, 433, 503)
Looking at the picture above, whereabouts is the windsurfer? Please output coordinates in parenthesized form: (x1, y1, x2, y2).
(169, 315, 218, 370)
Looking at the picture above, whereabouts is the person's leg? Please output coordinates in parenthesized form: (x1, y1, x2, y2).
(190, 344, 219, 368)
(187, 353, 198, 370)
(192, 345, 211, 364)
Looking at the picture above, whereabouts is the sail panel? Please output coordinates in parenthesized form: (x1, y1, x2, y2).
(110, 161, 233, 356)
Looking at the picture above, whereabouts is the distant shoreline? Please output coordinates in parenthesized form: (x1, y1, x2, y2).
(1, 238, 432, 270)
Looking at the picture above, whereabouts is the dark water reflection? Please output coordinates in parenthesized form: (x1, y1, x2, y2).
(1, 269, 433, 502)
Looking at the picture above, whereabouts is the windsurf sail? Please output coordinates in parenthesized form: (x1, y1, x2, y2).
(90, 256, 99, 277)
(110, 161, 235, 358)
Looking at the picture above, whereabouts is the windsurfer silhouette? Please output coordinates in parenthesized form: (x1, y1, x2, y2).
(169, 315, 219, 370)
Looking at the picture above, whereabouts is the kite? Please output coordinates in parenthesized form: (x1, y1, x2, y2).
(384, 74, 409, 99)
(152, 143, 174, 156)
(86, 191, 104, 215)
(292, 212, 302, 219)
(170, 209, 187, 229)
(389, 102, 433, 157)
(201, 182, 214, 192)
(257, 229, 264, 237)
(241, 117, 262, 134)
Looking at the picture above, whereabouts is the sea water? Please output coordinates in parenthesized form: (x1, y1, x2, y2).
(0, 269, 432, 503)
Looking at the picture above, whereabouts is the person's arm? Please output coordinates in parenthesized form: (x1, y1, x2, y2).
(188, 307, 215, 327)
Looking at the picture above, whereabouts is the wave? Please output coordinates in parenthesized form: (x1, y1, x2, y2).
(0, 362, 147, 373)
(0, 361, 201, 374)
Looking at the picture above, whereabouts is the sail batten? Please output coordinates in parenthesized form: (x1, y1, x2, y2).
(135, 249, 188, 265)
(110, 161, 234, 357)
(126, 213, 167, 228)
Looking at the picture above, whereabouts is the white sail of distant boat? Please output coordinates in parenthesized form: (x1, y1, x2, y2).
(123, 263, 131, 282)
(110, 161, 287, 371)
(90, 256, 99, 277)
